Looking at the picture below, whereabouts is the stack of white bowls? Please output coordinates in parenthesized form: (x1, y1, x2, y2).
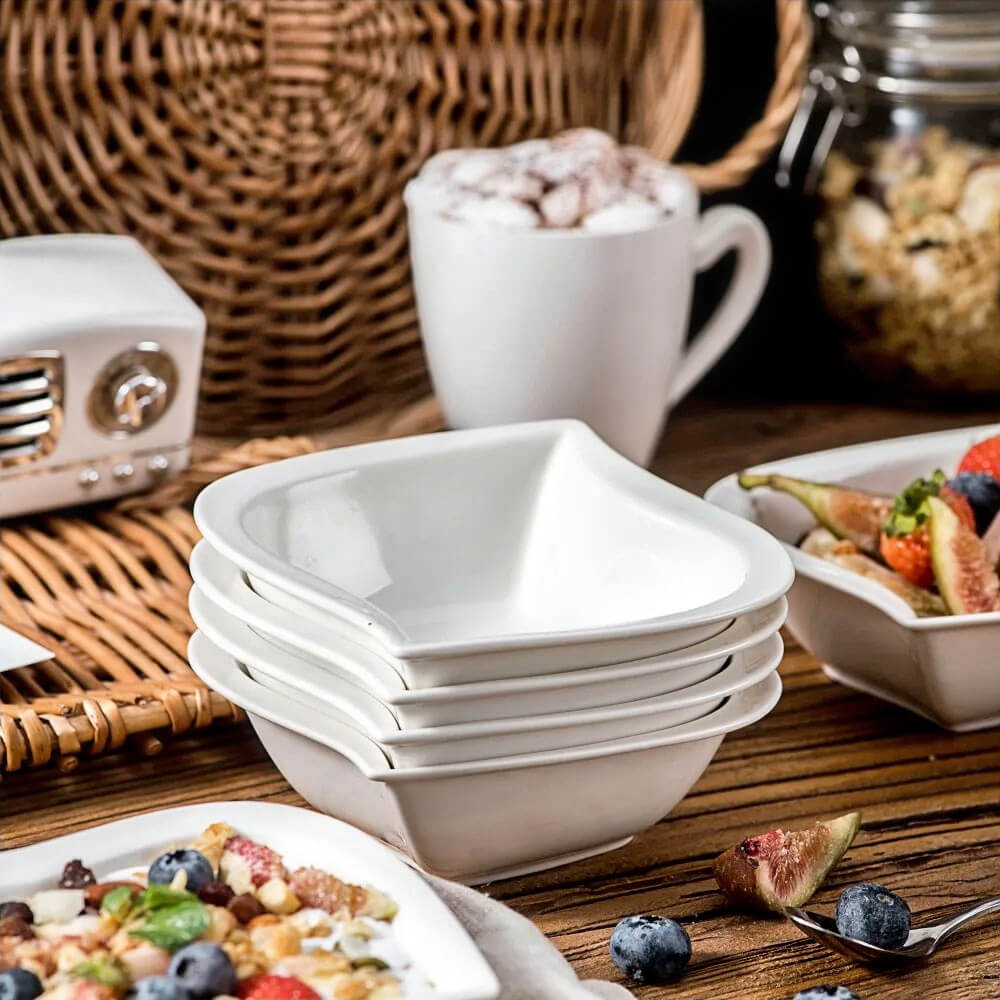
(189, 420, 794, 883)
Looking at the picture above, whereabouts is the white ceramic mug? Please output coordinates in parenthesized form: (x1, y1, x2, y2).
(405, 167, 770, 465)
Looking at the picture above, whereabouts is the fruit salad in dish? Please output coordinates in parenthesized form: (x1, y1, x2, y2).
(0, 823, 416, 1000)
(740, 434, 1000, 617)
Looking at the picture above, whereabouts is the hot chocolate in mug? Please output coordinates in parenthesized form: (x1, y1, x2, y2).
(405, 164, 770, 466)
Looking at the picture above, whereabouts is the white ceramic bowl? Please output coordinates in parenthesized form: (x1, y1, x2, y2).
(194, 420, 793, 686)
(707, 423, 1000, 731)
(190, 539, 787, 726)
(190, 587, 782, 766)
(188, 631, 783, 882)
(1, 801, 499, 1000)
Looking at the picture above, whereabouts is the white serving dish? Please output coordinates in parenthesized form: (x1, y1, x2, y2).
(1, 800, 499, 1000)
(706, 423, 1000, 731)
(188, 632, 782, 882)
(191, 587, 782, 766)
(194, 420, 793, 686)
(190, 539, 787, 726)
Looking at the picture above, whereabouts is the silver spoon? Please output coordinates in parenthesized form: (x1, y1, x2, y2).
(783, 897, 1000, 964)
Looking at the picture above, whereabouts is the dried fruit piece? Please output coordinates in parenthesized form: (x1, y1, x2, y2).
(220, 837, 287, 894)
(286, 868, 368, 918)
(227, 893, 264, 925)
(802, 528, 946, 617)
(928, 496, 1000, 614)
(59, 860, 96, 890)
(739, 473, 892, 555)
(984, 510, 1000, 568)
(713, 812, 861, 913)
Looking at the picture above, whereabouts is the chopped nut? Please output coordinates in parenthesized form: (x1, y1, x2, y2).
(202, 904, 238, 943)
(256, 878, 301, 915)
(188, 822, 236, 871)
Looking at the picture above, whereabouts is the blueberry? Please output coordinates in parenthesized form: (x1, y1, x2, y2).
(129, 976, 192, 1000)
(168, 942, 236, 999)
(0, 968, 43, 1000)
(835, 883, 911, 950)
(793, 987, 862, 1000)
(147, 849, 215, 893)
(609, 914, 691, 984)
(947, 473, 1000, 534)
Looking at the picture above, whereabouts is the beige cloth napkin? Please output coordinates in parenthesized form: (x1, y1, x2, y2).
(425, 874, 636, 1000)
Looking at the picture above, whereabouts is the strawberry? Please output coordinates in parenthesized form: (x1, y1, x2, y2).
(238, 974, 320, 999)
(957, 435, 1000, 480)
(880, 472, 976, 587)
(219, 835, 287, 894)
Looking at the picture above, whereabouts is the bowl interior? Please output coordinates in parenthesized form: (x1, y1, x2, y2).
(240, 430, 748, 644)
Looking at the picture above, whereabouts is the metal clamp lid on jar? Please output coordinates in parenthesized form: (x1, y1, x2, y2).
(776, 2, 1000, 189)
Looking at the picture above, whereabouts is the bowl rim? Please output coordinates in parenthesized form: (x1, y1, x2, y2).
(704, 421, 1000, 632)
(194, 420, 794, 658)
(187, 630, 783, 783)
(191, 538, 788, 704)
(190, 582, 782, 744)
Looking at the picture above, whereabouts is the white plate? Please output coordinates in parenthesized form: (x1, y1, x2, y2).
(1, 800, 499, 1000)
(191, 585, 782, 765)
(188, 632, 783, 881)
(194, 420, 793, 684)
(191, 538, 787, 726)
(706, 422, 1000, 731)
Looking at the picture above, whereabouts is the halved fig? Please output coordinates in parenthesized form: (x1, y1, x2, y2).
(739, 473, 892, 556)
(801, 528, 946, 617)
(713, 812, 861, 913)
(928, 496, 1000, 615)
(984, 510, 1000, 570)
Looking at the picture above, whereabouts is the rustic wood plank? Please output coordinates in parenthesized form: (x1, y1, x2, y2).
(2, 398, 998, 1000)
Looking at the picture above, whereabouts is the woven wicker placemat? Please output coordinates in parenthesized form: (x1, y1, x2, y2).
(0, 398, 444, 775)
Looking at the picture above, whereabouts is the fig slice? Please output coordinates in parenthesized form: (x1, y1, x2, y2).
(801, 528, 946, 617)
(928, 496, 1000, 615)
(739, 473, 892, 556)
(713, 812, 861, 913)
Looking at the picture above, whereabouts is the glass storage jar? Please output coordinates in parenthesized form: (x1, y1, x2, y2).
(781, 1, 1000, 395)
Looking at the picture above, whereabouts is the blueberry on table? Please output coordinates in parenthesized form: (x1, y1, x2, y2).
(609, 914, 691, 984)
(168, 942, 236, 999)
(148, 849, 215, 893)
(835, 883, 911, 950)
(129, 976, 192, 1000)
(793, 987, 862, 1000)
(0, 968, 43, 1000)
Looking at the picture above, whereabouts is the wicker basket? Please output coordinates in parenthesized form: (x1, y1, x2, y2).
(0, 0, 810, 435)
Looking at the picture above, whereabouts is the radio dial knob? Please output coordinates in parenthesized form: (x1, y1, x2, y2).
(89, 344, 178, 437)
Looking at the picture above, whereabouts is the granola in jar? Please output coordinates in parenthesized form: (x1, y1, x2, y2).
(816, 126, 1000, 394)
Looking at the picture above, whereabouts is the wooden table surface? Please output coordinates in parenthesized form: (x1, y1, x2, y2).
(4, 397, 999, 1000)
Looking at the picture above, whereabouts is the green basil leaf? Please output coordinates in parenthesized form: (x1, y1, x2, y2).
(70, 959, 129, 989)
(139, 884, 198, 911)
(100, 885, 136, 922)
(131, 900, 210, 952)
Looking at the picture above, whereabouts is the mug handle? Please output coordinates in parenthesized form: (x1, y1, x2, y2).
(668, 206, 772, 406)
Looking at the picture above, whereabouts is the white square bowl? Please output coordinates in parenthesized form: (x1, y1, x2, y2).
(193, 420, 793, 686)
(706, 423, 1000, 731)
(1, 801, 499, 1000)
(187, 631, 782, 883)
(190, 539, 787, 727)
(190, 585, 782, 766)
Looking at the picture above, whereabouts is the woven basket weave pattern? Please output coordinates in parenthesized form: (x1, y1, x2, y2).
(0, 0, 809, 435)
